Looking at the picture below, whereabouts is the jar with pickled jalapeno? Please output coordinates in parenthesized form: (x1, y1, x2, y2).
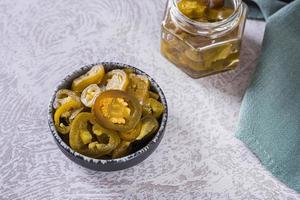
(160, 0, 247, 78)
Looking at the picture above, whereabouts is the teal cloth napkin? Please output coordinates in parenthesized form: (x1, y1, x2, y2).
(236, 0, 300, 192)
(244, 0, 290, 20)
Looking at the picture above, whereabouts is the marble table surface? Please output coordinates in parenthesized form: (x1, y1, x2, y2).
(0, 0, 299, 199)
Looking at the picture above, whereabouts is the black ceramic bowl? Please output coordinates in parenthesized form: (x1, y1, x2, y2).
(48, 62, 168, 171)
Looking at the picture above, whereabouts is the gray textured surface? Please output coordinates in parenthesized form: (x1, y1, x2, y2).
(0, 0, 299, 199)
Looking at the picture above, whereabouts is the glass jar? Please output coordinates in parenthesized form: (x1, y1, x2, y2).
(160, 0, 247, 78)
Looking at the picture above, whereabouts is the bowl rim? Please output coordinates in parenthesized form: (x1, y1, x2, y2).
(48, 62, 168, 165)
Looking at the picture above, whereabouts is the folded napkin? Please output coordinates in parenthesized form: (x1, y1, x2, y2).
(236, 0, 300, 192)
(244, 0, 290, 20)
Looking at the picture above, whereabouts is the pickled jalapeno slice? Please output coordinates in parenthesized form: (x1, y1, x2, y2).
(106, 69, 129, 91)
(112, 141, 132, 159)
(119, 122, 142, 141)
(72, 64, 105, 92)
(136, 115, 159, 140)
(177, 0, 207, 20)
(207, 8, 233, 22)
(177, 0, 234, 22)
(203, 43, 232, 67)
(93, 90, 142, 132)
(70, 112, 120, 158)
(81, 84, 102, 107)
(127, 74, 150, 103)
(90, 124, 121, 157)
(70, 112, 96, 151)
(69, 107, 84, 121)
(148, 91, 160, 100)
(54, 100, 83, 134)
(142, 98, 165, 118)
(53, 89, 81, 109)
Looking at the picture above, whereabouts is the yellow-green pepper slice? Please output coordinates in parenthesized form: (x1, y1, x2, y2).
(142, 98, 165, 118)
(119, 122, 142, 141)
(72, 64, 105, 92)
(112, 141, 132, 159)
(127, 74, 150, 103)
(53, 89, 81, 109)
(203, 43, 232, 68)
(123, 68, 134, 75)
(69, 112, 120, 158)
(54, 100, 82, 134)
(177, 0, 207, 20)
(207, 7, 233, 22)
(136, 115, 159, 140)
(80, 84, 103, 107)
(93, 90, 142, 132)
(90, 124, 121, 156)
(148, 91, 160, 100)
(106, 69, 129, 91)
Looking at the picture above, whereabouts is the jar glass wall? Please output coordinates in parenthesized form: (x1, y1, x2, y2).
(160, 0, 247, 78)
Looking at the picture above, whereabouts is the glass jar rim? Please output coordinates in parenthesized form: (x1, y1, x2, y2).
(170, 0, 243, 29)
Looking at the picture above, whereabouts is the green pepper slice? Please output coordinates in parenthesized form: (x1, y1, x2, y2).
(112, 141, 132, 159)
(93, 90, 142, 132)
(72, 64, 105, 92)
(106, 69, 129, 91)
(53, 89, 81, 109)
(207, 7, 233, 22)
(54, 100, 82, 134)
(80, 84, 102, 107)
(119, 122, 142, 141)
(148, 91, 160, 100)
(136, 115, 159, 140)
(142, 98, 165, 118)
(69, 112, 120, 158)
(177, 0, 207, 20)
(90, 124, 121, 156)
(127, 73, 150, 103)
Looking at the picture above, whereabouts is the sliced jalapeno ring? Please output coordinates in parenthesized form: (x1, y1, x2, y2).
(90, 124, 120, 156)
(54, 100, 82, 134)
(127, 74, 150, 103)
(148, 91, 160, 100)
(136, 115, 159, 140)
(177, 0, 207, 20)
(72, 64, 105, 92)
(70, 112, 120, 158)
(106, 69, 129, 91)
(53, 89, 80, 109)
(142, 98, 165, 118)
(119, 122, 142, 141)
(81, 84, 103, 107)
(93, 90, 142, 132)
(112, 141, 132, 159)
